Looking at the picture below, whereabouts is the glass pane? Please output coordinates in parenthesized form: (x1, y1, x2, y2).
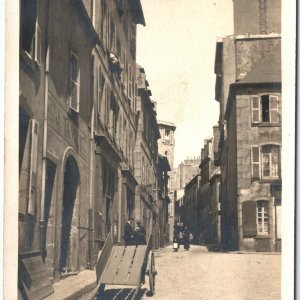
(271, 153, 279, 177)
(71, 56, 78, 82)
(71, 82, 78, 109)
(261, 96, 270, 122)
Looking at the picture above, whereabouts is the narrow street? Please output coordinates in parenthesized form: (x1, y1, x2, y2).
(146, 245, 281, 300)
(81, 245, 281, 300)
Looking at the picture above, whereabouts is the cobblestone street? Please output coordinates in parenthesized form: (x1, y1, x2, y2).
(143, 245, 281, 300)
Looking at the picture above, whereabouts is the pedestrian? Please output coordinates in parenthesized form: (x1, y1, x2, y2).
(124, 217, 134, 245)
(182, 226, 190, 250)
(134, 221, 146, 245)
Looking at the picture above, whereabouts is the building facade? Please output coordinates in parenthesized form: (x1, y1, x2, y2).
(18, 1, 155, 298)
(157, 154, 171, 248)
(135, 65, 160, 248)
(199, 130, 221, 248)
(183, 174, 200, 242)
(157, 121, 176, 243)
(173, 156, 200, 229)
(215, 0, 281, 252)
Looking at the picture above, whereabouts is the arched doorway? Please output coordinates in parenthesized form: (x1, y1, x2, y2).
(60, 155, 80, 272)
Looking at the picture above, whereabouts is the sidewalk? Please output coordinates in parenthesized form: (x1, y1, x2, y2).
(44, 270, 97, 300)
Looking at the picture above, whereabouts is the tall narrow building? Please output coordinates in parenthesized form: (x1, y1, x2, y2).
(157, 121, 176, 243)
(215, 0, 281, 252)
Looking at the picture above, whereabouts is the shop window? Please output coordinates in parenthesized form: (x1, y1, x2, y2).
(69, 53, 80, 112)
(251, 95, 279, 124)
(251, 145, 280, 179)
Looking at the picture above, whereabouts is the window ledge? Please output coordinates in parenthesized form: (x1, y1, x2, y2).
(251, 122, 281, 127)
(20, 50, 40, 73)
(254, 235, 271, 239)
(251, 178, 281, 184)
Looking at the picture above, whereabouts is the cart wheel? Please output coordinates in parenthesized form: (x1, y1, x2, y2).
(148, 251, 157, 295)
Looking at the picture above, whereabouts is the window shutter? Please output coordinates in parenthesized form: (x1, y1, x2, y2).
(251, 96, 260, 123)
(251, 147, 260, 178)
(242, 201, 257, 237)
(269, 95, 279, 123)
(19, 120, 32, 214)
(34, 22, 41, 64)
(70, 54, 80, 112)
(28, 119, 39, 216)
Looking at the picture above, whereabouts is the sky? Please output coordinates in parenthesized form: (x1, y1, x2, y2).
(137, 0, 234, 166)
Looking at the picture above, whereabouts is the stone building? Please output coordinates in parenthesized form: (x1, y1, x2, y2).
(157, 154, 171, 248)
(173, 156, 200, 227)
(198, 128, 221, 247)
(19, 1, 100, 298)
(215, 0, 281, 251)
(18, 1, 147, 298)
(135, 65, 160, 248)
(88, 0, 145, 264)
(157, 120, 176, 243)
(183, 174, 200, 242)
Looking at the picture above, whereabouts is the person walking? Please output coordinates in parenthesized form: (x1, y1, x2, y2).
(182, 226, 190, 250)
(134, 221, 146, 245)
(124, 217, 134, 245)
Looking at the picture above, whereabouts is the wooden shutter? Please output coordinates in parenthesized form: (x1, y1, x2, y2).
(128, 64, 132, 100)
(28, 119, 39, 216)
(251, 147, 260, 179)
(269, 95, 279, 123)
(242, 201, 257, 237)
(34, 22, 41, 64)
(251, 96, 260, 123)
(70, 53, 80, 112)
(19, 120, 32, 214)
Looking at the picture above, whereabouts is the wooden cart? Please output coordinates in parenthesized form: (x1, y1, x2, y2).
(92, 233, 157, 299)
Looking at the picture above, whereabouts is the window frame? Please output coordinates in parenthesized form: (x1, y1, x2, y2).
(251, 94, 279, 124)
(251, 145, 280, 180)
(69, 52, 80, 113)
(256, 200, 270, 235)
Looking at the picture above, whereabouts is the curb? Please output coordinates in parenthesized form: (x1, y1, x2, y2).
(63, 281, 98, 300)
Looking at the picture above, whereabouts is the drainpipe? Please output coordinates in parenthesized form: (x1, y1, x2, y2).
(88, 106, 95, 268)
(40, 46, 50, 259)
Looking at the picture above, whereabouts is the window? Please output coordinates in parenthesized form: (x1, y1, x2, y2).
(251, 145, 280, 179)
(242, 200, 270, 237)
(69, 53, 80, 112)
(110, 20, 116, 51)
(256, 200, 269, 234)
(251, 95, 279, 123)
(97, 67, 105, 115)
(128, 64, 133, 101)
(20, 0, 41, 63)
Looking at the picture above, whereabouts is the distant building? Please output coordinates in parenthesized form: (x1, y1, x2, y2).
(215, 0, 281, 252)
(157, 154, 171, 247)
(157, 121, 176, 242)
(135, 65, 160, 248)
(199, 128, 221, 248)
(184, 174, 200, 241)
(173, 156, 200, 226)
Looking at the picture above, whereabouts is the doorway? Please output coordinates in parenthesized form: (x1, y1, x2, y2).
(60, 155, 80, 272)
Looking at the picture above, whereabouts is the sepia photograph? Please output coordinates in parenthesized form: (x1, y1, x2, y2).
(4, 0, 296, 299)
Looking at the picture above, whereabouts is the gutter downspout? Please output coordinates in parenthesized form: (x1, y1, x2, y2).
(40, 45, 50, 260)
(88, 106, 95, 268)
